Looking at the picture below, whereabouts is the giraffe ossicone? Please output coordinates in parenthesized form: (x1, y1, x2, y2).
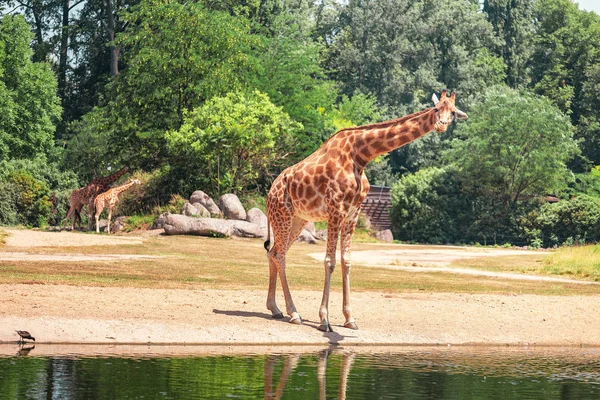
(264, 91, 467, 332)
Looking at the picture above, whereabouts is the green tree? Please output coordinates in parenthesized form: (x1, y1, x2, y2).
(323, 0, 503, 111)
(483, 0, 535, 88)
(445, 85, 578, 212)
(79, 0, 261, 170)
(165, 91, 301, 195)
(0, 15, 61, 162)
(531, 0, 600, 168)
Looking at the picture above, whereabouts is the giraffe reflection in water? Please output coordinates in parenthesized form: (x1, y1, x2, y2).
(264, 350, 356, 400)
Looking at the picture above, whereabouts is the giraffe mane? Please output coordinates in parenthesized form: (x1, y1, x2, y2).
(324, 107, 435, 145)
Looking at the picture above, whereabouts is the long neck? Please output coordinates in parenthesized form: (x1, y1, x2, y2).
(92, 166, 130, 189)
(112, 181, 135, 195)
(352, 107, 437, 167)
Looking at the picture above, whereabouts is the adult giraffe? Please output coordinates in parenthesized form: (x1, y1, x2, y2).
(63, 165, 131, 230)
(264, 90, 468, 332)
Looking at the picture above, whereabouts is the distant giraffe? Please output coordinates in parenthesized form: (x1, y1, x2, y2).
(94, 179, 140, 233)
(264, 91, 467, 331)
(63, 165, 130, 230)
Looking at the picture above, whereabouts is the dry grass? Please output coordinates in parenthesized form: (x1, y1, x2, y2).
(0, 233, 598, 295)
(542, 244, 600, 281)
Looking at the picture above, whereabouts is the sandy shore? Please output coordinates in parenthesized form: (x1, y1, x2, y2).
(1, 284, 599, 347)
(1, 229, 599, 352)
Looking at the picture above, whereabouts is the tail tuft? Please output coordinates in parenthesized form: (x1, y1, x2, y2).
(263, 240, 270, 252)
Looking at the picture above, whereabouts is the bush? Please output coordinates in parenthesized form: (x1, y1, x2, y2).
(532, 195, 600, 247)
(5, 170, 52, 227)
(390, 167, 470, 244)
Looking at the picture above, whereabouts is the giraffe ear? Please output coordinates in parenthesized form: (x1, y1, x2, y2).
(432, 93, 440, 105)
(455, 108, 468, 120)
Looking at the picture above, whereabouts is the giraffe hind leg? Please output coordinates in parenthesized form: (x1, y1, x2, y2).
(266, 215, 307, 324)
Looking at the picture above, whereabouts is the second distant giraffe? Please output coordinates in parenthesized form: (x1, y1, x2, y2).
(94, 179, 140, 233)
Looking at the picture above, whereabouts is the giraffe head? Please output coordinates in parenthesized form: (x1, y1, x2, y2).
(431, 90, 468, 132)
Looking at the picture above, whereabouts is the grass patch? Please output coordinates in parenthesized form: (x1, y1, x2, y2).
(0, 233, 597, 295)
(542, 244, 600, 281)
(123, 215, 156, 232)
(0, 229, 7, 246)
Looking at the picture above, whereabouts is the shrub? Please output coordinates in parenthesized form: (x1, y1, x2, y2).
(533, 195, 600, 247)
(6, 170, 52, 227)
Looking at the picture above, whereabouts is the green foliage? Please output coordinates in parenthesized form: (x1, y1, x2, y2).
(527, 195, 600, 247)
(324, 0, 503, 111)
(531, 0, 600, 167)
(123, 215, 156, 232)
(3, 170, 51, 227)
(390, 167, 469, 244)
(79, 0, 262, 169)
(445, 86, 579, 208)
(483, 0, 535, 88)
(0, 15, 61, 162)
(166, 90, 301, 196)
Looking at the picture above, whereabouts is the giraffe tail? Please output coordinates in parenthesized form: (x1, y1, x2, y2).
(264, 217, 271, 252)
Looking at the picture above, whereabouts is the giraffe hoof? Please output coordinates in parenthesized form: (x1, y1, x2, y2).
(318, 324, 334, 333)
(272, 312, 284, 319)
(289, 316, 303, 325)
(344, 321, 359, 330)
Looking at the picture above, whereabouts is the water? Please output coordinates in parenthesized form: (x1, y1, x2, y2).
(1, 346, 600, 399)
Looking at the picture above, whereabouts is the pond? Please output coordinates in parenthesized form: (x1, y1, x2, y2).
(1, 345, 599, 399)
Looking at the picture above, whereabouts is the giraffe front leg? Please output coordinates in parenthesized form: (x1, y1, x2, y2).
(107, 208, 112, 234)
(318, 223, 340, 332)
(266, 253, 283, 319)
(340, 215, 359, 330)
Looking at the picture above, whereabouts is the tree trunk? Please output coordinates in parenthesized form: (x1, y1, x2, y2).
(58, 0, 70, 103)
(104, 0, 119, 76)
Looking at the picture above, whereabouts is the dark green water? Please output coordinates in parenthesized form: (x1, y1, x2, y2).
(1, 347, 600, 399)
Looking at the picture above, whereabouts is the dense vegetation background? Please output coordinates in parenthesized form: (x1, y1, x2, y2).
(0, 0, 598, 247)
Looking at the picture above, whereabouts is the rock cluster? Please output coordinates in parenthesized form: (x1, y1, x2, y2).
(160, 190, 321, 243)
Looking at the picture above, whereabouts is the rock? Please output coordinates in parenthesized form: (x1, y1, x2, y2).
(305, 221, 317, 235)
(297, 229, 319, 244)
(152, 212, 170, 229)
(163, 214, 263, 238)
(315, 229, 328, 241)
(190, 190, 221, 216)
(229, 220, 264, 238)
(246, 208, 267, 226)
(219, 193, 247, 221)
(111, 216, 128, 233)
(182, 202, 210, 218)
(375, 229, 394, 242)
(164, 214, 232, 237)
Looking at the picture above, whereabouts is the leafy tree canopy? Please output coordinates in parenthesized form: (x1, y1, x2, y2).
(445, 85, 579, 208)
(0, 15, 61, 162)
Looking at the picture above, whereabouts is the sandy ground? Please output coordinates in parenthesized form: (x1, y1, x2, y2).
(0, 229, 599, 350)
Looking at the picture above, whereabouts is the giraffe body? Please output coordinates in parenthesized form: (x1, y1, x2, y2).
(265, 91, 467, 331)
(94, 179, 140, 233)
(63, 166, 131, 230)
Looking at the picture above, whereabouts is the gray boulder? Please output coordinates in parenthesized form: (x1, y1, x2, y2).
(229, 220, 263, 238)
(163, 214, 262, 238)
(219, 193, 247, 220)
(297, 229, 319, 244)
(182, 202, 210, 218)
(375, 229, 394, 243)
(152, 212, 170, 229)
(190, 190, 221, 216)
(246, 207, 267, 226)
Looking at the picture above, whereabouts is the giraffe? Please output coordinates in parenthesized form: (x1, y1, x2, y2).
(63, 165, 131, 230)
(264, 90, 467, 332)
(94, 178, 140, 233)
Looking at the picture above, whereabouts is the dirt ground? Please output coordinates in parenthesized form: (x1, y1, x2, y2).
(0, 229, 599, 351)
